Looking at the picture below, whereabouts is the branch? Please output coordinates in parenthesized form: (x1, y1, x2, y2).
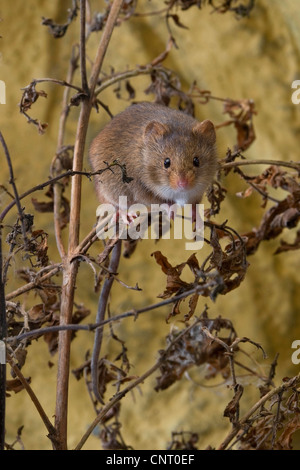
(23, 78, 82, 92)
(5, 264, 62, 301)
(0, 163, 128, 223)
(94, 65, 161, 96)
(0, 132, 28, 247)
(220, 159, 300, 172)
(54, 0, 124, 449)
(51, 45, 80, 259)
(80, 0, 89, 94)
(6, 353, 58, 448)
(91, 239, 122, 403)
(6, 285, 208, 344)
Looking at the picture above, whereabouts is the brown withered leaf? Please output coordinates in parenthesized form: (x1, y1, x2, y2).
(208, 225, 249, 294)
(155, 315, 235, 391)
(168, 14, 189, 29)
(223, 384, 244, 424)
(125, 80, 135, 100)
(97, 359, 118, 402)
(151, 251, 190, 299)
(206, 181, 227, 218)
(28, 304, 45, 322)
(186, 292, 199, 321)
(242, 194, 300, 255)
(145, 67, 194, 113)
(31, 198, 53, 213)
(6, 377, 31, 395)
(41, 2, 78, 38)
(100, 421, 131, 450)
(19, 84, 48, 113)
(276, 414, 300, 450)
(221, 98, 256, 151)
(44, 306, 90, 355)
(32, 187, 70, 229)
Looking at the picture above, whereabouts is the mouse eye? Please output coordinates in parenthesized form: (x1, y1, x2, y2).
(164, 158, 171, 169)
(193, 157, 200, 167)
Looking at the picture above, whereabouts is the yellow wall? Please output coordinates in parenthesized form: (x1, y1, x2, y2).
(1, 0, 300, 450)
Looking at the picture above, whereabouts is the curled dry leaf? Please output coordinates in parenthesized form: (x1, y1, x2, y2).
(222, 98, 257, 151)
(6, 377, 31, 395)
(155, 313, 237, 391)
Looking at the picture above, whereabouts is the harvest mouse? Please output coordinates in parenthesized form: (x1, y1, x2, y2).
(89, 102, 218, 217)
(89, 102, 218, 400)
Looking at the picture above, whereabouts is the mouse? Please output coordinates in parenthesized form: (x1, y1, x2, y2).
(89, 101, 218, 217)
(89, 102, 218, 401)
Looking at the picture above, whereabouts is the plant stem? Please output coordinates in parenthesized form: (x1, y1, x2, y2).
(221, 159, 300, 172)
(91, 239, 122, 403)
(54, 0, 124, 450)
(7, 353, 57, 448)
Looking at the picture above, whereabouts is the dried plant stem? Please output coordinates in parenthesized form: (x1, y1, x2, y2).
(221, 159, 300, 172)
(52, 46, 79, 259)
(0, 132, 28, 247)
(6, 353, 57, 447)
(94, 65, 160, 96)
(91, 239, 122, 403)
(6, 285, 206, 344)
(54, 0, 124, 449)
(80, 0, 88, 95)
(24, 77, 81, 92)
(5, 264, 62, 301)
(0, 130, 27, 450)
(0, 165, 125, 223)
(217, 373, 300, 450)
(75, 318, 203, 450)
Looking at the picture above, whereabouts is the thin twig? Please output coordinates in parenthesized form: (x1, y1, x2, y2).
(91, 239, 122, 403)
(51, 46, 79, 259)
(6, 353, 58, 448)
(22, 78, 82, 93)
(6, 285, 206, 344)
(94, 65, 161, 96)
(220, 159, 300, 172)
(5, 264, 62, 301)
(0, 164, 127, 222)
(0, 132, 28, 247)
(80, 0, 89, 94)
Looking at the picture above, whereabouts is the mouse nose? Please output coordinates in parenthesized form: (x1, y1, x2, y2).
(176, 177, 189, 189)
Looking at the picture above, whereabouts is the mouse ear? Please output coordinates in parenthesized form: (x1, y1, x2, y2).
(144, 121, 169, 140)
(193, 120, 216, 143)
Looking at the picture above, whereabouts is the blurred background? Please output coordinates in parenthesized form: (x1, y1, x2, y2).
(1, 0, 300, 450)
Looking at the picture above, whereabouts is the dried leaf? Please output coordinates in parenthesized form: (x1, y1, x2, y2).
(224, 384, 244, 424)
(6, 377, 31, 395)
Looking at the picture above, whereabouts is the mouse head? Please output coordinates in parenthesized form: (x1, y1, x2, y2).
(141, 118, 218, 205)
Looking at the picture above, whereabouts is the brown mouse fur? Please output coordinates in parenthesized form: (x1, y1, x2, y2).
(89, 102, 218, 209)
